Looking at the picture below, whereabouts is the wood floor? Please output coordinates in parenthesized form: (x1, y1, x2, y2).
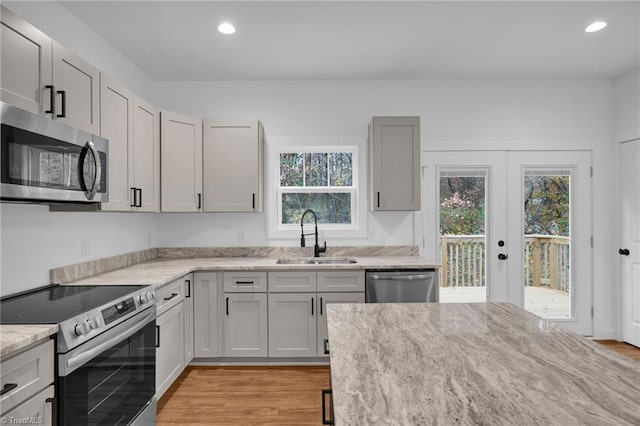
(157, 342, 639, 425)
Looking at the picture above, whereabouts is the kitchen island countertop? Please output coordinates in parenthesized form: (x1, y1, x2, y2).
(326, 302, 640, 425)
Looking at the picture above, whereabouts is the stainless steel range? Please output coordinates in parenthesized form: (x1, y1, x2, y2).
(1, 284, 157, 425)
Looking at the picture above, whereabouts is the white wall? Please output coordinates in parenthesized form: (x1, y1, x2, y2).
(613, 68, 640, 142)
(0, 205, 158, 296)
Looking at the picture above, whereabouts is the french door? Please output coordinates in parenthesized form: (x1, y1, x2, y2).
(620, 140, 640, 347)
(423, 150, 592, 335)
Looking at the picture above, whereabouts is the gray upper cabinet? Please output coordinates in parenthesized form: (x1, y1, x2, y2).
(203, 119, 264, 212)
(368, 116, 421, 211)
(100, 75, 159, 212)
(0, 7, 100, 134)
(0, 6, 52, 115)
(161, 110, 203, 212)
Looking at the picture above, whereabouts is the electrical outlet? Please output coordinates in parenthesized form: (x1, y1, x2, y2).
(237, 230, 246, 243)
(80, 239, 90, 257)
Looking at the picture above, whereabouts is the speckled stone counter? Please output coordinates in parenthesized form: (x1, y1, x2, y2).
(67, 256, 439, 288)
(326, 303, 640, 425)
(0, 325, 57, 358)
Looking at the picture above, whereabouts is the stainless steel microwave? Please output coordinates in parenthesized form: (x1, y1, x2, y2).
(1, 102, 108, 203)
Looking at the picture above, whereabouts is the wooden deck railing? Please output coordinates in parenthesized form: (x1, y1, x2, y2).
(440, 235, 570, 292)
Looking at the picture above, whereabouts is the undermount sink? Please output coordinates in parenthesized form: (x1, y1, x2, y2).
(276, 257, 357, 265)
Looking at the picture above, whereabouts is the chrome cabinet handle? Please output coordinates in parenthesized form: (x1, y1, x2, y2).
(368, 274, 433, 281)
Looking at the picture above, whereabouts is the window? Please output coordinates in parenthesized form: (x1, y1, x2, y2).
(277, 147, 357, 229)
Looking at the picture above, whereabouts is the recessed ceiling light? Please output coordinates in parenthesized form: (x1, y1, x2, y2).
(218, 22, 236, 35)
(585, 21, 607, 33)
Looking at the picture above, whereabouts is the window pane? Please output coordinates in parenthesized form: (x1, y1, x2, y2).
(304, 153, 328, 186)
(329, 153, 352, 186)
(280, 153, 303, 186)
(281, 193, 351, 224)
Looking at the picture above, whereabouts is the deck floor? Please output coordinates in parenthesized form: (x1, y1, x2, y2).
(439, 286, 571, 318)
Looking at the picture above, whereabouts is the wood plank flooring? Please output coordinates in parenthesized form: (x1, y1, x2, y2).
(157, 342, 639, 425)
(157, 366, 330, 425)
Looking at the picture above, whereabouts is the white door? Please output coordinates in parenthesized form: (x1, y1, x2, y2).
(224, 293, 268, 357)
(268, 293, 317, 357)
(424, 150, 592, 335)
(620, 140, 640, 346)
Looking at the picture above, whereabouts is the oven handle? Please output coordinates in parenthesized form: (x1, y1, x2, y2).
(65, 308, 155, 373)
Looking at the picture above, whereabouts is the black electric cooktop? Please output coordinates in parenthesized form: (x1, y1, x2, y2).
(0, 284, 147, 324)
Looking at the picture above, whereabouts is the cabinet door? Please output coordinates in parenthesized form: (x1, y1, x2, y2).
(156, 301, 185, 399)
(1, 385, 54, 426)
(203, 119, 263, 212)
(99, 75, 134, 211)
(161, 110, 203, 212)
(0, 6, 52, 114)
(183, 274, 194, 364)
(194, 273, 218, 358)
(317, 271, 365, 292)
(268, 293, 317, 357)
(224, 293, 268, 357)
(369, 116, 420, 211)
(132, 97, 160, 212)
(317, 292, 365, 357)
(52, 41, 100, 134)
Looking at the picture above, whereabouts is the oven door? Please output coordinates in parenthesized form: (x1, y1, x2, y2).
(58, 307, 156, 426)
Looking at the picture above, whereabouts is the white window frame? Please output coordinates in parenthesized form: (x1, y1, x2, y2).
(276, 146, 359, 232)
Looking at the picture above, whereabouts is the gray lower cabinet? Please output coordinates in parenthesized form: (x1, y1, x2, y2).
(194, 272, 218, 358)
(224, 293, 268, 357)
(155, 277, 186, 399)
(183, 274, 194, 364)
(0, 340, 55, 426)
(268, 293, 317, 357)
(317, 293, 365, 357)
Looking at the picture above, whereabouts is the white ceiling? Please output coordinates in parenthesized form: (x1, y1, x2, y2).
(60, 1, 639, 81)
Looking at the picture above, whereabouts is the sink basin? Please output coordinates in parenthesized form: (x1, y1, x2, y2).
(276, 258, 313, 264)
(276, 257, 357, 265)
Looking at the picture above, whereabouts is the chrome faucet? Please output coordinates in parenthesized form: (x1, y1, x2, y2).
(300, 209, 327, 258)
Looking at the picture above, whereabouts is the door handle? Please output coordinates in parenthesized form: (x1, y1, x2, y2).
(56, 90, 66, 118)
(498, 253, 508, 260)
(45, 85, 55, 116)
(619, 248, 630, 256)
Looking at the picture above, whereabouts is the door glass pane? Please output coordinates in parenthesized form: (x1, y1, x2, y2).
(523, 171, 572, 318)
(438, 172, 487, 303)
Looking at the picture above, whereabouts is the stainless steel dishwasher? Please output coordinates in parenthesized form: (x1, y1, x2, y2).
(365, 270, 438, 303)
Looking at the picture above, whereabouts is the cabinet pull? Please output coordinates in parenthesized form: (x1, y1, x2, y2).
(320, 297, 323, 315)
(46, 397, 57, 426)
(377, 191, 381, 208)
(236, 281, 254, 285)
(45, 85, 55, 116)
(323, 339, 330, 355)
(185, 280, 191, 298)
(0, 383, 18, 396)
(136, 188, 142, 207)
(155, 325, 160, 348)
(197, 193, 202, 209)
(226, 297, 229, 315)
(311, 297, 314, 316)
(163, 292, 179, 301)
(252, 193, 255, 210)
(130, 187, 137, 207)
(322, 389, 334, 425)
(56, 90, 66, 118)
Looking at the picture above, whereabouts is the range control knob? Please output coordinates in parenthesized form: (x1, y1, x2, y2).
(139, 292, 149, 304)
(87, 317, 99, 330)
(74, 321, 91, 336)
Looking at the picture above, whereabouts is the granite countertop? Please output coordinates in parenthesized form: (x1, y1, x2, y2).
(326, 302, 640, 425)
(0, 325, 58, 358)
(68, 256, 439, 288)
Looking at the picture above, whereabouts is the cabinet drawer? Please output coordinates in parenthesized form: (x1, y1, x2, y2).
(1, 384, 54, 425)
(317, 271, 365, 292)
(156, 277, 186, 315)
(268, 271, 317, 292)
(224, 272, 267, 292)
(1, 340, 54, 414)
